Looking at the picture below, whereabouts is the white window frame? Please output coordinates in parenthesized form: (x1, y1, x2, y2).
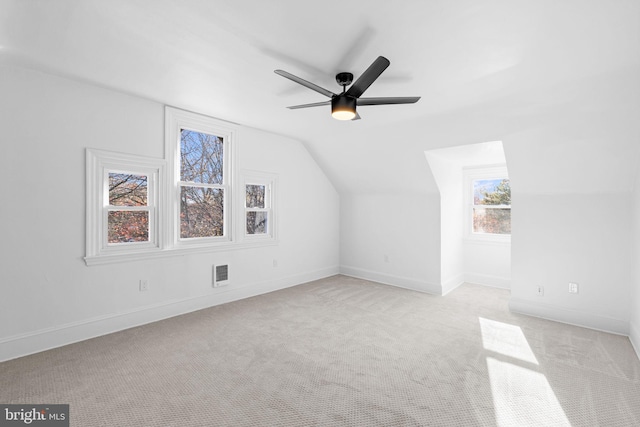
(464, 165, 510, 243)
(85, 149, 165, 262)
(239, 170, 278, 243)
(165, 106, 237, 249)
(85, 107, 280, 266)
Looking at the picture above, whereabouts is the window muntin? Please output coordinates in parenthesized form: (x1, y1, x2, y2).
(472, 178, 511, 235)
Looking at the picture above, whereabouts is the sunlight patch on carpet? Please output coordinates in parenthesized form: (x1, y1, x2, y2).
(479, 317, 539, 365)
(480, 317, 571, 426)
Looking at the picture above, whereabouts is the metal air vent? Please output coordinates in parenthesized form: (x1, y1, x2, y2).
(213, 264, 229, 287)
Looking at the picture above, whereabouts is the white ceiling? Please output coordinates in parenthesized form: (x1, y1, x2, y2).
(1, 0, 639, 194)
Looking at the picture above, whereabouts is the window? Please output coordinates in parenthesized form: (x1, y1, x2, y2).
(246, 184, 268, 234)
(241, 171, 277, 241)
(165, 107, 236, 247)
(108, 172, 150, 243)
(179, 129, 225, 239)
(465, 166, 510, 241)
(473, 178, 511, 234)
(86, 149, 164, 260)
(86, 107, 277, 265)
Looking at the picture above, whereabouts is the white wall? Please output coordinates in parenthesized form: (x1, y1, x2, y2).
(425, 142, 511, 293)
(339, 192, 441, 294)
(342, 146, 512, 298)
(463, 242, 511, 289)
(509, 192, 633, 335)
(424, 154, 464, 294)
(0, 65, 340, 361)
(631, 161, 640, 357)
(505, 105, 638, 336)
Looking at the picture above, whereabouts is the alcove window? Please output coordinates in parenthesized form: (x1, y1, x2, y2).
(465, 165, 510, 241)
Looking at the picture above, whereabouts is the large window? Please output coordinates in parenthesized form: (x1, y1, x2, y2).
(165, 107, 235, 247)
(465, 166, 510, 241)
(179, 129, 226, 239)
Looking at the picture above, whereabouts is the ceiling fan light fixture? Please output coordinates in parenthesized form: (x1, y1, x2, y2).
(275, 56, 420, 121)
(331, 96, 356, 121)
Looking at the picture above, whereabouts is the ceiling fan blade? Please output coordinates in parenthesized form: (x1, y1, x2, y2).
(352, 112, 362, 120)
(345, 56, 390, 98)
(274, 70, 336, 98)
(286, 100, 331, 110)
(357, 96, 421, 106)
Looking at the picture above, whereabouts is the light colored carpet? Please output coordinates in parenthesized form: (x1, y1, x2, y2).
(1, 275, 639, 426)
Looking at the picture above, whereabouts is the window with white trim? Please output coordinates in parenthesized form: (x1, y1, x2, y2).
(165, 107, 236, 247)
(86, 108, 279, 265)
(241, 171, 276, 240)
(85, 149, 164, 259)
(246, 183, 269, 234)
(465, 166, 510, 241)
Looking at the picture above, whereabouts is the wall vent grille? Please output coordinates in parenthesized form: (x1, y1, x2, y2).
(213, 264, 229, 287)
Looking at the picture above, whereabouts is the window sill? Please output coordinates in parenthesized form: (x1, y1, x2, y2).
(84, 239, 279, 266)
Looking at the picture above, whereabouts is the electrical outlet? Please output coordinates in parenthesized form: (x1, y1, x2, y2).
(536, 285, 544, 296)
(569, 282, 579, 294)
(384, 254, 389, 263)
(273, 259, 278, 267)
(139, 279, 149, 292)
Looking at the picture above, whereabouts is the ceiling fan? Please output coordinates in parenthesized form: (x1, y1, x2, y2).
(274, 56, 420, 121)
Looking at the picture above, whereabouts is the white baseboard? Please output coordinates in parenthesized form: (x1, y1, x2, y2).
(630, 321, 640, 361)
(464, 273, 511, 290)
(441, 273, 465, 296)
(0, 266, 339, 363)
(338, 267, 509, 297)
(339, 265, 441, 295)
(509, 297, 629, 336)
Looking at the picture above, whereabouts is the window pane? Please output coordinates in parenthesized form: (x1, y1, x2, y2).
(473, 208, 511, 234)
(109, 173, 147, 206)
(180, 187, 224, 238)
(246, 211, 268, 235)
(108, 211, 149, 243)
(246, 184, 266, 208)
(180, 129, 224, 184)
(474, 178, 510, 206)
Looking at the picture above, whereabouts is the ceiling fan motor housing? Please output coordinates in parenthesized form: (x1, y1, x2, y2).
(336, 72, 354, 87)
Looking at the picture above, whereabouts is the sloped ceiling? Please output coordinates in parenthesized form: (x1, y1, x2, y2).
(1, 0, 639, 194)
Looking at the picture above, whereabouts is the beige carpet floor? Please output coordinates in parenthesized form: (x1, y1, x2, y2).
(1, 275, 639, 426)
